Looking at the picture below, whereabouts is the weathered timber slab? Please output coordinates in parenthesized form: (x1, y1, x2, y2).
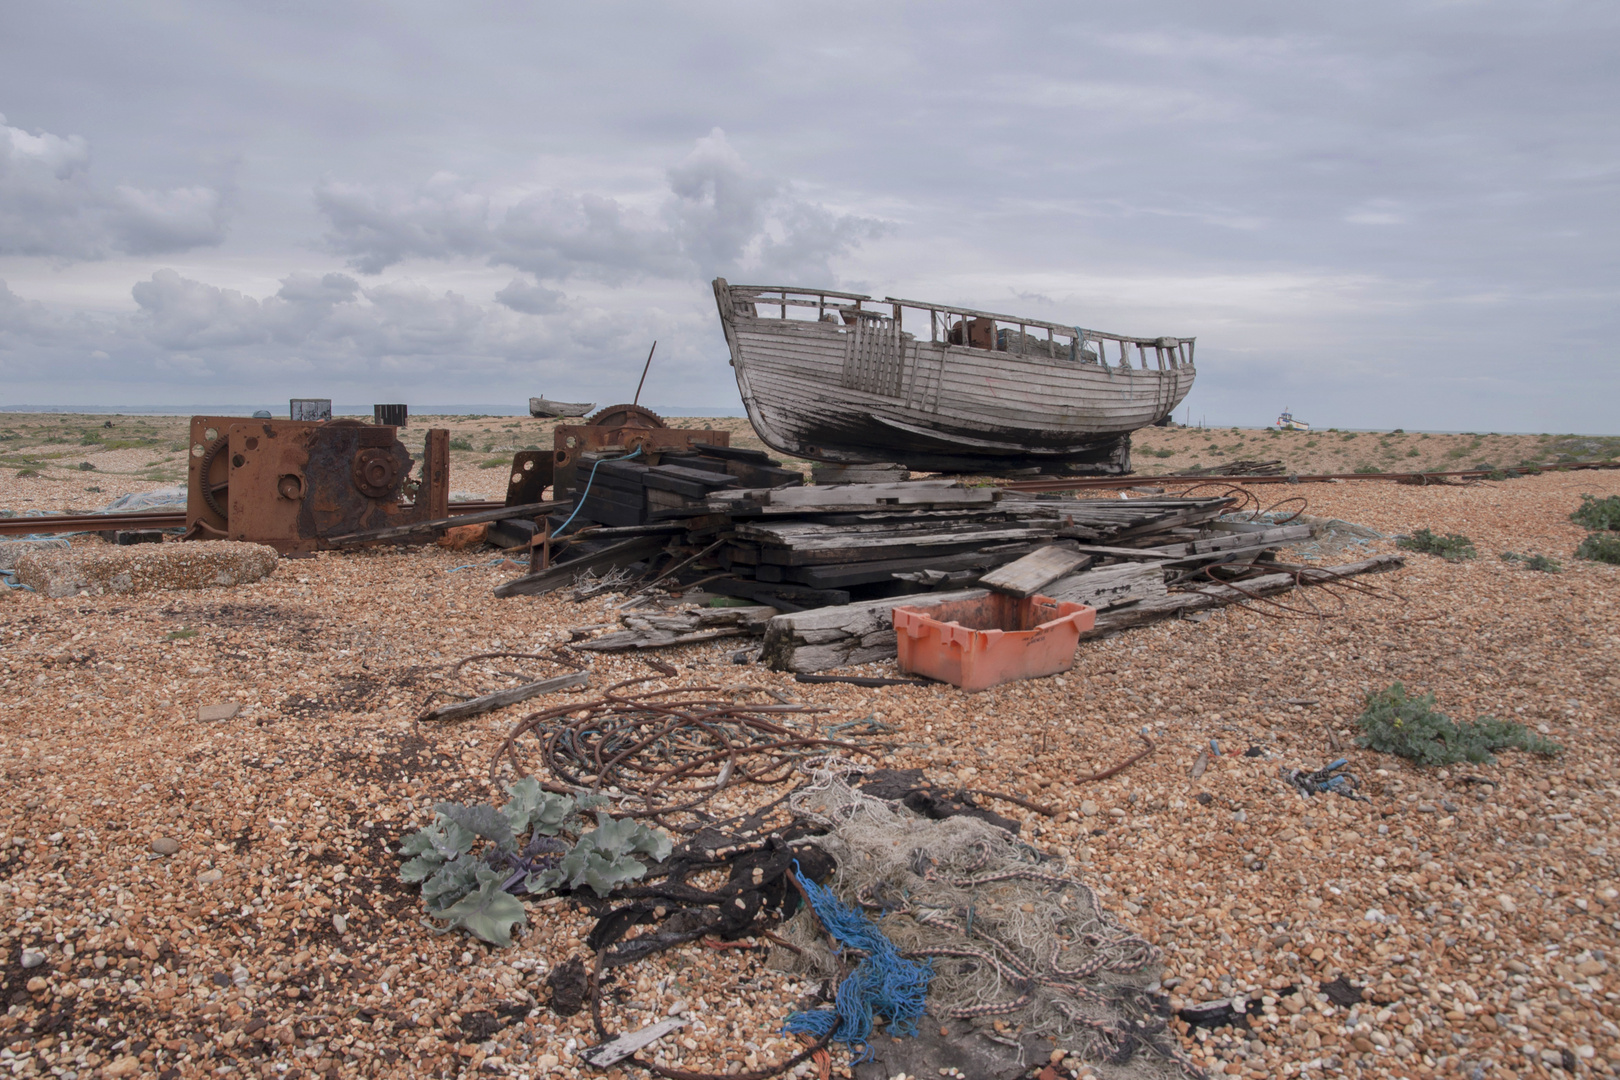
(327, 500, 564, 546)
(493, 536, 669, 598)
(1043, 562, 1167, 609)
(1076, 573, 1297, 639)
(418, 671, 589, 722)
(761, 589, 988, 673)
(575, 605, 778, 652)
(978, 543, 1090, 597)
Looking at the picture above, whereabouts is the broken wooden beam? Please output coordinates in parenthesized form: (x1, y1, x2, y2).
(978, 543, 1091, 597)
(327, 500, 564, 546)
(574, 606, 779, 652)
(493, 535, 669, 598)
(760, 589, 989, 673)
(417, 671, 589, 723)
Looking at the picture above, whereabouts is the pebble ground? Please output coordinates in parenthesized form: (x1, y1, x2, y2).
(0, 462, 1616, 1080)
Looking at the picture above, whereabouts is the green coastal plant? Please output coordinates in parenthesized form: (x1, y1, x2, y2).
(1396, 528, 1477, 561)
(397, 779, 671, 946)
(1354, 684, 1561, 767)
(1571, 494, 1620, 532)
(1575, 532, 1620, 565)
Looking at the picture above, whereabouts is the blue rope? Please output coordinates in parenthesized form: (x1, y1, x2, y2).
(551, 446, 642, 538)
(782, 863, 931, 1062)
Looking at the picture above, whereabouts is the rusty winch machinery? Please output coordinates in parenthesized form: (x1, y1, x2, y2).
(184, 416, 450, 553)
(180, 404, 734, 554)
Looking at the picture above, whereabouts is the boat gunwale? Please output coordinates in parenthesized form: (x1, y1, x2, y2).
(724, 281, 1192, 349)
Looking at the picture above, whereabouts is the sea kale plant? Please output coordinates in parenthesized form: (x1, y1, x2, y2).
(397, 779, 672, 946)
(1354, 683, 1561, 767)
(1395, 528, 1478, 561)
(1570, 494, 1620, 532)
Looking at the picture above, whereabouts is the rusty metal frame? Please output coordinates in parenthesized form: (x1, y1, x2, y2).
(183, 416, 451, 553)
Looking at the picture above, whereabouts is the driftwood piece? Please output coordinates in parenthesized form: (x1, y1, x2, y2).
(493, 536, 669, 598)
(1042, 561, 1167, 609)
(576, 606, 778, 652)
(760, 589, 988, 673)
(327, 500, 564, 546)
(978, 543, 1091, 597)
(710, 480, 996, 513)
(1076, 573, 1298, 639)
(417, 671, 589, 722)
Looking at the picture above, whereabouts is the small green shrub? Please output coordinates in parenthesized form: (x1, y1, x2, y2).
(1500, 551, 1559, 572)
(1576, 532, 1620, 565)
(78, 462, 96, 471)
(449, 437, 474, 451)
(79, 432, 102, 445)
(1396, 528, 1477, 561)
(1147, 448, 1176, 458)
(1353, 464, 1382, 474)
(1571, 494, 1620, 532)
(1405, 448, 1419, 458)
(1354, 683, 1561, 766)
(15, 469, 40, 479)
(165, 627, 198, 640)
(478, 457, 508, 469)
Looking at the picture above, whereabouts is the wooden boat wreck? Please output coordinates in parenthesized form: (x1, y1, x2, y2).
(529, 396, 595, 418)
(712, 279, 1196, 473)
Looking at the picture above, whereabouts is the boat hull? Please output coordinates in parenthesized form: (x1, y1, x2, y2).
(714, 281, 1195, 473)
(529, 397, 595, 419)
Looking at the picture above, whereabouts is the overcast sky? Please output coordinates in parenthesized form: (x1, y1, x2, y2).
(1, 2, 1615, 431)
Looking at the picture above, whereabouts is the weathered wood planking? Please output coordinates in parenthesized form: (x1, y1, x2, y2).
(760, 589, 989, 673)
(979, 544, 1091, 597)
(1043, 562, 1167, 609)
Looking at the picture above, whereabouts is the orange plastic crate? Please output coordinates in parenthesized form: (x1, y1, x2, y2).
(892, 593, 1096, 692)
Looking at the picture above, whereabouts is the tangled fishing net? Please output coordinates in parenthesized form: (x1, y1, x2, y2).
(772, 759, 1202, 1079)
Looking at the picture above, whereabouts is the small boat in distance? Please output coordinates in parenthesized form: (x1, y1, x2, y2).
(1276, 410, 1311, 432)
(712, 279, 1196, 474)
(529, 397, 596, 419)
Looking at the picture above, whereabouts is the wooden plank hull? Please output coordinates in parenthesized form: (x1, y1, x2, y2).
(713, 280, 1195, 473)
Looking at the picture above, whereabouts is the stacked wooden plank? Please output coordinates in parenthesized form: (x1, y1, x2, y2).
(500, 474, 1405, 673)
(568, 444, 802, 527)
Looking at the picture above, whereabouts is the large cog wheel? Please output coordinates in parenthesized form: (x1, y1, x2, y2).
(587, 404, 666, 429)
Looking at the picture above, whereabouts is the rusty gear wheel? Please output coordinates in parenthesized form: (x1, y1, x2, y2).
(198, 436, 231, 522)
(586, 404, 666, 429)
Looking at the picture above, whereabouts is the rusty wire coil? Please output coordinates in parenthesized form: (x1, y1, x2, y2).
(489, 677, 881, 824)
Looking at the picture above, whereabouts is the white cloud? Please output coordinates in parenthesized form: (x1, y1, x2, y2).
(316, 129, 887, 284)
(0, 113, 230, 258)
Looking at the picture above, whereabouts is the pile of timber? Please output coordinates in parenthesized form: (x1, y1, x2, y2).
(573, 444, 802, 527)
(494, 473, 1402, 673)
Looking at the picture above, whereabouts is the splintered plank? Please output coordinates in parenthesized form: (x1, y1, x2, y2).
(417, 671, 589, 722)
(493, 536, 669, 598)
(978, 544, 1092, 598)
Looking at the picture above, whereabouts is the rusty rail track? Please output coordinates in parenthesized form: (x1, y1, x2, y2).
(0, 500, 508, 538)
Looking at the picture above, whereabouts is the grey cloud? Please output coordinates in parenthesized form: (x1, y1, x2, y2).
(0, 113, 229, 258)
(317, 129, 886, 285)
(494, 277, 564, 315)
(0, 268, 703, 406)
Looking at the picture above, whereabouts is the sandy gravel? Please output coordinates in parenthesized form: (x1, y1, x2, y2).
(0, 465, 1617, 1080)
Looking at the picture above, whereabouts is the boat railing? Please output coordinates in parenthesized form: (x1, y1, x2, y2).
(725, 283, 1193, 371)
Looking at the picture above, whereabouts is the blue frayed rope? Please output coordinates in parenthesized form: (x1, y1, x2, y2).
(782, 863, 931, 1062)
(552, 446, 642, 537)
